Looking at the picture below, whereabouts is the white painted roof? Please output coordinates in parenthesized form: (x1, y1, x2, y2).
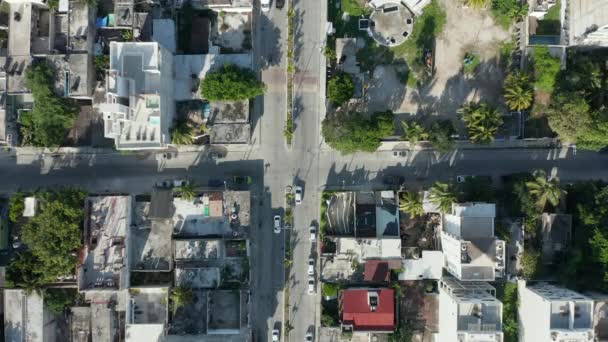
(399, 251, 443, 280)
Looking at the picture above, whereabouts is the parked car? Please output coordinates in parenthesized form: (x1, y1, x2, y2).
(207, 179, 223, 187)
(310, 226, 316, 242)
(308, 258, 315, 275)
(307, 276, 315, 294)
(382, 175, 404, 187)
(202, 101, 211, 121)
(305, 332, 313, 342)
(273, 215, 281, 234)
(294, 186, 303, 205)
(261, 0, 270, 11)
(275, 0, 284, 9)
(272, 328, 280, 341)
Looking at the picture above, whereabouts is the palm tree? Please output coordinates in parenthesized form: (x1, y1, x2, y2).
(466, 0, 487, 8)
(399, 191, 424, 217)
(429, 181, 458, 213)
(170, 122, 194, 145)
(526, 170, 566, 210)
(504, 71, 533, 111)
(170, 286, 193, 312)
(175, 182, 196, 201)
(460, 102, 503, 144)
(401, 121, 429, 144)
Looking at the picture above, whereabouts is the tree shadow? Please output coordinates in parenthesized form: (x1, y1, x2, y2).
(257, 12, 283, 69)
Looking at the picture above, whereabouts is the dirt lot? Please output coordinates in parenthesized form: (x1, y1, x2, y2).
(366, 0, 511, 131)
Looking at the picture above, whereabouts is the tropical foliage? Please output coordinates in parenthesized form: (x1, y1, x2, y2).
(399, 191, 424, 217)
(175, 183, 197, 201)
(491, 0, 529, 28)
(532, 46, 561, 93)
(170, 286, 194, 312)
(503, 71, 533, 111)
(525, 169, 565, 210)
(20, 62, 78, 146)
(460, 102, 503, 144)
(201, 64, 265, 101)
(466, 0, 487, 8)
(322, 110, 395, 154)
(429, 181, 457, 213)
(400, 121, 429, 144)
(428, 120, 455, 152)
(327, 72, 355, 106)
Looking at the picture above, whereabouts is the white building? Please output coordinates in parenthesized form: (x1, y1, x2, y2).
(100, 42, 174, 150)
(519, 281, 595, 342)
(440, 203, 506, 281)
(435, 278, 504, 342)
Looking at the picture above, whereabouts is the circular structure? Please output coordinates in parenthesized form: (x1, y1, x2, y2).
(368, 2, 414, 47)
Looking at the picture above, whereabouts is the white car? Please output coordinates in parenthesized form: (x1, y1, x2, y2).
(308, 258, 315, 275)
(305, 332, 314, 342)
(294, 186, 303, 205)
(307, 276, 315, 294)
(310, 226, 316, 242)
(261, 0, 270, 11)
(273, 215, 281, 234)
(272, 328, 280, 341)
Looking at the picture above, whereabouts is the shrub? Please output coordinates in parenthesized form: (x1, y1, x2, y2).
(532, 46, 561, 93)
(201, 64, 265, 101)
(327, 72, 355, 106)
(322, 110, 394, 154)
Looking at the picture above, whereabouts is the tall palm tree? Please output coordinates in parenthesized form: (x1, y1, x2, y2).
(429, 182, 458, 213)
(175, 182, 197, 201)
(170, 286, 193, 312)
(504, 71, 533, 111)
(526, 170, 566, 210)
(399, 191, 424, 217)
(460, 102, 503, 144)
(170, 122, 194, 145)
(400, 121, 429, 144)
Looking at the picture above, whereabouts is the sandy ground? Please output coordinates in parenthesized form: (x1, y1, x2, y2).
(212, 13, 251, 52)
(366, 0, 511, 128)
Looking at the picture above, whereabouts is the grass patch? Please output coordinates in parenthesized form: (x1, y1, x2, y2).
(490, 0, 528, 29)
(532, 46, 561, 93)
(341, 0, 370, 16)
(544, 0, 560, 20)
(496, 283, 518, 342)
(463, 52, 480, 74)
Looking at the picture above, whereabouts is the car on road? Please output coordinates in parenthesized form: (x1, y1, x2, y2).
(207, 179, 223, 187)
(155, 179, 189, 188)
(294, 186, 303, 205)
(308, 258, 315, 275)
(261, 0, 270, 11)
(307, 276, 315, 294)
(232, 175, 252, 186)
(272, 328, 280, 341)
(310, 226, 316, 242)
(275, 0, 284, 8)
(273, 215, 281, 234)
(305, 332, 313, 342)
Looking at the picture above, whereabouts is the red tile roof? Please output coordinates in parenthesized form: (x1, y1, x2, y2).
(363, 259, 402, 282)
(341, 288, 395, 331)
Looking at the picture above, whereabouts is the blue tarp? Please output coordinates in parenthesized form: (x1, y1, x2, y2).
(96, 17, 108, 28)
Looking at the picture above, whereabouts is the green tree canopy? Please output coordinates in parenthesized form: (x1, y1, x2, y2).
(503, 71, 533, 111)
(170, 121, 195, 145)
(21, 61, 78, 146)
(525, 169, 565, 211)
(532, 46, 561, 93)
(399, 191, 424, 217)
(429, 181, 457, 213)
(400, 121, 429, 144)
(175, 183, 197, 201)
(428, 120, 455, 152)
(201, 64, 265, 101)
(170, 286, 194, 312)
(322, 110, 395, 154)
(460, 102, 503, 144)
(327, 72, 355, 106)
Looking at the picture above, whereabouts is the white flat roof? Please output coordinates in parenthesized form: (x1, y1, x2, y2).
(337, 237, 401, 260)
(125, 324, 165, 342)
(399, 251, 443, 280)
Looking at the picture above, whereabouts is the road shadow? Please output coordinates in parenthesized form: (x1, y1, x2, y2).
(257, 13, 283, 69)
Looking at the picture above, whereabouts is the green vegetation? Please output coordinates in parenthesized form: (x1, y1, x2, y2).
(322, 110, 395, 154)
(6, 189, 86, 291)
(428, 120, 456, 152)
(170, 121, 195, 145)
(170, 286, 194, 312)
(94, 55, 110, 79)
(536, 0, 561, 35)
(499, 39, 516, 70)
(20, 62, 78, 147)
(286, 6, 296, 146)
(175, 183, 197, 201)
(44, 289, 82, 314)
(391, 0, 446, 79)
(545, 51, 608, 150)
(327, 72, 355, 106)
(490, 0, 529, 29)
(522, 248, 541, 279)
(466, 0, 488, 8)
(525, 169, 565, 211)
(463, 52, 480, 74)
(503, 71, 533, 111)
(429, 181, 457, 213)
(496, 283, 518, 342)
(532, 46, 561, 93)
(201, 64, 265, 101)
(400, 121, 429, 144)
(284, 115, 294, 145)
(399, 191, 424, 218)
(460, 102, 503, 144)
(341, 0, 369, 16)
(322, 283, 340, 298)
(121, 30, 134, 41)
